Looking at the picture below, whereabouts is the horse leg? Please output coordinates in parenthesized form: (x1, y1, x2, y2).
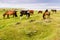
(20, 14, 23, 20)
(7, 14, 9, 19)
(26, 13, 30, 18)
(15, 14, 18, 17)
(13, 13, 17, 18)
(48, 13, 50, 19)
(55, 11, 56, 13)
(13, 14, 15, 18)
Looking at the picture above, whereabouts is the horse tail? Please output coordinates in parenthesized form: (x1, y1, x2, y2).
(27, 13, 30, 18)
(14, 11, 18, 17)
(55, 10, 56, 12)
(20, 11, 23, 16)
(15, 12, 18, 17)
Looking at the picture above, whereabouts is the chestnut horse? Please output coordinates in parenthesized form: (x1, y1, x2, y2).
(43, 9, 50, 19)
(38, 10, 42, 14)
(3, 10, 18, 18)
(29, 10, 34, 14)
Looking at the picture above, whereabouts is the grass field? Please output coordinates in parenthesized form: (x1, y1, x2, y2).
(0, 9, 60, 40)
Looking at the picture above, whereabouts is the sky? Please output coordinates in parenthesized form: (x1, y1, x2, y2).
(0, 0, 60, 10)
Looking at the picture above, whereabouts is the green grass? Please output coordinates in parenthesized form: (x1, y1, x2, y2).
(0, 9, 60, 40)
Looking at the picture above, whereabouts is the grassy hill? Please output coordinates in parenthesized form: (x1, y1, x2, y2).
(0, 9, 60, 40)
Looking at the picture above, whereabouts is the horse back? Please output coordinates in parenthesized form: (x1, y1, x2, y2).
(29, 10, 34, 14)
(5, 10, 15, 15)
(20, 10, 27, 15)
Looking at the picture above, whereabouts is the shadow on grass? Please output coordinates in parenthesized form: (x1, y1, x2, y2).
(0, 25, 5, 29)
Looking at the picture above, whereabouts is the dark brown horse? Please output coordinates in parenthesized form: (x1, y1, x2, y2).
(38, 10, 42, 14)
(51, 9, 57, 13)
(43, 9, 50, 19)
(3, 10, 18, 18)
(20, 10, 30, 18)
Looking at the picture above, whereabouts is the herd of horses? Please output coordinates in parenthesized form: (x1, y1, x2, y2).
(3, 9, 57, 20)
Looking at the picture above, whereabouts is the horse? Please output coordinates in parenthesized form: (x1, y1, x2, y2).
(51, 9, 57, 13)
(29, 10, 34, 14)
(43, 9, 50, 19)
(20, 10, 30, 19)
(38, 10, 42, 14)
(3, 10, 18, 19)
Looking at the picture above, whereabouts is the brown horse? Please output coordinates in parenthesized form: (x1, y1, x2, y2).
(43, 9, 50, 19)
(3, 10, 18, 18)
(29, 10, 34, 14)
(38, 10, 42, 14)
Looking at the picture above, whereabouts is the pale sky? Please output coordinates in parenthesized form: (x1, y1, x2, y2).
(0, 0, 60, 10)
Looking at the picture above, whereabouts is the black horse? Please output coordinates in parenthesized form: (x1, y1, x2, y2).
(20, 10, 30, 18)
(51, 9, 57, 13)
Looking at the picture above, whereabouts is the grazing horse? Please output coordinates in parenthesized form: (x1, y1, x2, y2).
(38, 10, 42, 14)
(3, 10, 18, 18)
(43, 9, 50, 19)
(20, 10, 30, 18)
(29, 10, 34, 14)
(51, 9, 57, 13)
